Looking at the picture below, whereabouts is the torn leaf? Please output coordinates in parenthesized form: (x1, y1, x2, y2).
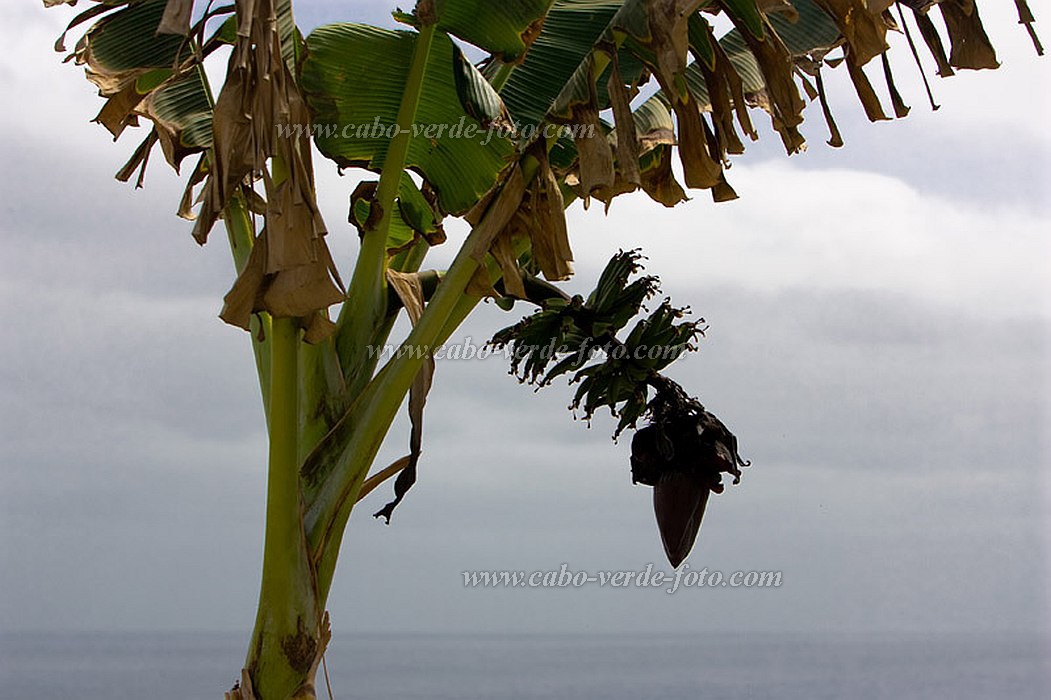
(938, 0, 999, 70)
(1014, 0, 1044, 56)
(814, 66, 844, 147)
(374, 270, 435, 523)
(846, 54, 890, 122)
(810, 0, 889, 67)
(570, 99, 615, 199)
(606, 51, 643, 188)
(913, 7, 955, 77)
(640, 145, 689, 207)
(529, 145, 574, 281)
(880, 52, 910, 118)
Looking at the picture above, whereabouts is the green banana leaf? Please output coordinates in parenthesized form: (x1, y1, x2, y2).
(301, 24, 516, 216)
(433, 0, 555, 62)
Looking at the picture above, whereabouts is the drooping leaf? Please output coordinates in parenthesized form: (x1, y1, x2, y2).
(809, 0, 888, 66)
(74, 0, 193, 137)
(880, 52, 911, 118)
(76, 0, 189, 85)
(813, 65, 844, 146)
(893, 2, 941, 111)
(846, 53, 890, 122)
(478, 144, 574, 292)
(566, 69, 616, 197)
(937, 0, 999, 70)
(639, 144, 688, 207)
(606, 50, 643, 187)
(54, 1, 123, 54)
(1014, 0, 1044, 56)
(54, 0, 243, 175)
(220, 226, 345, 330)
(467, 164, 529, 263)
(912, 6, 956, 77)
(720, 8, 807, 153)
(141, 65, 214, 168)
(204, 0, 344, 337)
(373, 269, 434, 523)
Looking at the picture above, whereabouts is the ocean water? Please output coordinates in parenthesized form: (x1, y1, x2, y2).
(1, 631, 1047, 699)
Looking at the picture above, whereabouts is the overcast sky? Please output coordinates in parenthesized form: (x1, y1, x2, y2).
(1, 1, 1048, 638)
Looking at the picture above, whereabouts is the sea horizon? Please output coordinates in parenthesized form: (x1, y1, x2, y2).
(3, 629, 1048, 699)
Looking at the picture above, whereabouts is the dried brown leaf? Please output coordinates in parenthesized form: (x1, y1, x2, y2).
(812, 0, 889, 67)
(115, 129, 159, 188)
(571, 100, 615, 198)
(646, 0, 695, 98)
(814, 66, 844, 147)
(880, 52, 911, 118)
(195, 0, 344, 330)
(606, 51, 642, 188)
(673, 93, 723, 189)
(846, 54, 890, 122)
(913, 7, 955, 77)
(730, 15, 807, 153)
(712, 36, 758, 143)
(1015, 0, 1044, 56)
(158, 0, 195, 36)
(896, 2, 942, 110)
(491, 233, 527, 298)
(220, 226, 344, 341)
(640, 145, 688, 208)
(938, 0, 999, 70)
(468, 165, 527, 263)
(262, 256, 345, 319)
(93, 81, 145, 139)
(374, 270, 435, 523)
(178, 156, 209, 219)
(302, 312, 338, 345)
(701, 56, 746, 156)
(711, 174, 738, 203)
(529, 146, 573, 281)
(590, 171, 640, 213)
(220, 228, 268, 331)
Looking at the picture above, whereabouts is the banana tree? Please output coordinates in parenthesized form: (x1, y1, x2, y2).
(44, 0, 1040, 696)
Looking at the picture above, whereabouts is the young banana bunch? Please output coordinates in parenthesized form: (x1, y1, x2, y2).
(490, 250, 749, 568)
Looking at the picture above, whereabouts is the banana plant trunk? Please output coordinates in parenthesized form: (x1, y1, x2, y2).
(242, 318, 326, 699)
(224, 20, 446, 698)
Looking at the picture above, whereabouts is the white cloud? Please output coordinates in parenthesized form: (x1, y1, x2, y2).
(565, 161, 1051, 319)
